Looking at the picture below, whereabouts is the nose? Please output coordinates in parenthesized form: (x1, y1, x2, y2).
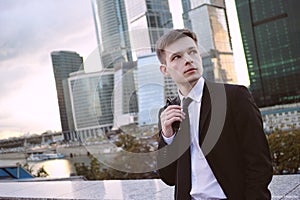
(183, 53, 193, 64)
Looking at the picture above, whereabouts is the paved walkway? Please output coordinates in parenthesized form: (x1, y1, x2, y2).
(0, 175, 299, 199)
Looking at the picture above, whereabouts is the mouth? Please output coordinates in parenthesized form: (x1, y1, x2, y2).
(184, 68, 197, 74)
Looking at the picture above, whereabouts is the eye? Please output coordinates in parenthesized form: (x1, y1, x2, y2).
(188, 49, 198, 55)
(171, 55, 181, 61)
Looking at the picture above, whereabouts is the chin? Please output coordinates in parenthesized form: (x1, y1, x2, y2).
(180, 77, 199, 87)
(187, 74, 201, 82)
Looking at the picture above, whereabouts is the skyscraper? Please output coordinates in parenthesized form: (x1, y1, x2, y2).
(91, 0, 132, 133)
(68, 70, 114, 140)
(235, 0, 300, 107)
(113, 61, 138, 128)
(92, 0, 173, 64)
(92, 0, 132, 69)
(92, 0, 175, 128)
(181, 0, 237, 83)
(136, 53, 177, 126)
(137, 54, 165, 125)
(124, 0, 173, 57)
(51, 51, 83, 138)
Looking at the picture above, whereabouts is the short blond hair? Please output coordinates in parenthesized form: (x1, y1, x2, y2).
(155, 29, 198, 64)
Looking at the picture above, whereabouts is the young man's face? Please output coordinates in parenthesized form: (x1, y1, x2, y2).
(160, 36, 203, 88)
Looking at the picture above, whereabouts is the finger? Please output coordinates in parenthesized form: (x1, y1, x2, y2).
(165, 110, 185, 120)
(163, 117, 183, 127)
(164, 107, 185, 115)
(164, 105, 182, 111)
(161, 106, 183, 118)
(163, 111, 185, 124)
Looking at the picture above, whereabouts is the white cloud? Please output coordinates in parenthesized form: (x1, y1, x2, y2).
(0, 0, 97, 139)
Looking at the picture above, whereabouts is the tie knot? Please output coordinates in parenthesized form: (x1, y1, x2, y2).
(182, 97, 193, 110)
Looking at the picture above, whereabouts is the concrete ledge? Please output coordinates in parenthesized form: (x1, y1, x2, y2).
(0, 175, 299, 199)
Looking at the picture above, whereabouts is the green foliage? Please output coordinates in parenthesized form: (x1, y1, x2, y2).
(20, 162, 49, 177)
(74, 154, 158, 180)
(21, 162, 34, 174)
(35, 165, 49, 177)
(74, 133, 159, 180)
(267, 128, 300, 174)
(114, 133, 156, 153)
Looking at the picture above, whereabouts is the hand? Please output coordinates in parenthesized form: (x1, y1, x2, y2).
(160, 105, 185, 138)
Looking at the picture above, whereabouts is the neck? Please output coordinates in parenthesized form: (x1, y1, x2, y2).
(178, 79, 198, 96)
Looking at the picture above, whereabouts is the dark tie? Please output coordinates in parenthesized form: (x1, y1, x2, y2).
(176, 97, 193, 157)
(157, 97, 193, 170)
(175, 97, 193, 196)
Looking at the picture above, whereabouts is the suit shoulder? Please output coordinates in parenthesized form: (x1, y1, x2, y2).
(206, 82, 252, 105)
(221, 83, 251, 98)
(223, 83, 248, 91)
(207, 81, 249, 94)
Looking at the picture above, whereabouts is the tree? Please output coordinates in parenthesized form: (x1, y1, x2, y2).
(267, 128, 300, 174)
(74, 132, 159, 180)
(20, 162, 49, 177)
(35, 165, 48, 177)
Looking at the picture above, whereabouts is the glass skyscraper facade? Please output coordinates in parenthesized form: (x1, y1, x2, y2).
(125, 0, 173, 57)
(235, 0, 300, 107)
(137, 53, 177, 125)
(137, 54, 164, 125)
(51, 51, 83, 137)
(113, 61, 138, 128)
(91, 0, 175, 128)
(91, 0, 132, 133)
(68, 70, 114, 133)
(92, 0, 132, 69)
(181, 0, 237, 83)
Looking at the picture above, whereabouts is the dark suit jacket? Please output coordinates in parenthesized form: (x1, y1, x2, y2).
(157, 81, 273, 200)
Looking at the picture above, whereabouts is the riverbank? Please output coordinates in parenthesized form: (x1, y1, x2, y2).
(57, 142, 121, 157)
(0, 143, 111, 160)
(0, 152, 26, 160)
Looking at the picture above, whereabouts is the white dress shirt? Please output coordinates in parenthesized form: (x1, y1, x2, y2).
(163, 77, 226, 199)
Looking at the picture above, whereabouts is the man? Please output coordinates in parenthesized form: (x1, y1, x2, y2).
(156, 29, 273, 200)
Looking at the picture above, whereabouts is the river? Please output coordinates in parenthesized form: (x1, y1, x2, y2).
(1, 156, 91, 178)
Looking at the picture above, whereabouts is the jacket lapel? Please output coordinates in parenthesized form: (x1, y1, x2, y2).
(199, 83, 212, 147)
(177, 148, 191, 199)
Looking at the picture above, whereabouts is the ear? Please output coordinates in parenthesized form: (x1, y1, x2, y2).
(160, 64, 170, 76)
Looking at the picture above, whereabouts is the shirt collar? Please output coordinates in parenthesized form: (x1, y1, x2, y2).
(178, 77, 205, 103)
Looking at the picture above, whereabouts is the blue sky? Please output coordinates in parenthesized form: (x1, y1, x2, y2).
(0, 0, 248, 139)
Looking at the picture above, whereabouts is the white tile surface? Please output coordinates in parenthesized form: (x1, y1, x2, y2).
(0, 175, 299, 199)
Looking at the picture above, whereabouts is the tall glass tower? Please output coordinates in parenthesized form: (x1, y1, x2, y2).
(68, 70, 114, 137)
(181, 0, 237, 84)
(124, 0, 173, 57)
(235, 0, 300, 107)
(51, 51, 83, 138)
(91, 0, 175, 129)
(92, 0, 132, 69)
(113, 61, 138, 128)
(137, 54, 165, 125)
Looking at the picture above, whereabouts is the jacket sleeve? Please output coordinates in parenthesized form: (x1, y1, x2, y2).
(232, 85, 273, 199)
(157, 107, 177, 186)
